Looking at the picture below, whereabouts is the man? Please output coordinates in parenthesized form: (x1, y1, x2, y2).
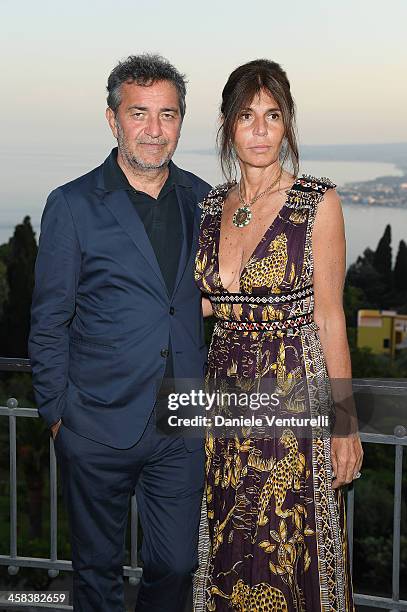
(28, 54, 211, 612)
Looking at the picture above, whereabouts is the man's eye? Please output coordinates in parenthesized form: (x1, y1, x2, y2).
(162, 113, 175, 119)
(240, 113, 252, 121)
(269, 113, 280, 120)
(132, 112, 144, 118)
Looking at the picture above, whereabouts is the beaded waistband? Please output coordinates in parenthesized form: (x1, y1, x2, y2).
(208, 284, 313, 305)
(216, 311, 314, 332)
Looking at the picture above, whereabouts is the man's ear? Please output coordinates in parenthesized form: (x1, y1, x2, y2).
(106, 107, 118, 139)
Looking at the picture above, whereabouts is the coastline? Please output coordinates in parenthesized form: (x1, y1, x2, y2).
(0, 154, 406, 264)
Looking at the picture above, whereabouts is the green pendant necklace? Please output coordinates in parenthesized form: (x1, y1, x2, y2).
(232, 171, 282, 228)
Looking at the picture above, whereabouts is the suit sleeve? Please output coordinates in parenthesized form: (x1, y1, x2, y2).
(199, 180, 212, 201)
(28, 187, 81, 428)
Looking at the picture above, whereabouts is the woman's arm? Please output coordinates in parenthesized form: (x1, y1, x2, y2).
(312, 188, 363, 489)
(202, 296, 213, 318)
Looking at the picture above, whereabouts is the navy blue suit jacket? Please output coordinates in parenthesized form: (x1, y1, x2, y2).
(28, 150, 211, 450)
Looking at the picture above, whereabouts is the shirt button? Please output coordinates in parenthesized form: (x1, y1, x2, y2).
(169, 306, 175, 315)
(160, 348, 169, 358)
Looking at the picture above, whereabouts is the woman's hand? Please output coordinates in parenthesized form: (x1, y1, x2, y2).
(331, 433, 363, 488)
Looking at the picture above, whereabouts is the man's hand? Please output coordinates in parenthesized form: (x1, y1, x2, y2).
(51, 419, 62, 440)
(331, 433, 363, 489)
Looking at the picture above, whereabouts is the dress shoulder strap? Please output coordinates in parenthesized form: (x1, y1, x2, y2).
(286, 174, 337, 210)
(198, 181, 236, 216)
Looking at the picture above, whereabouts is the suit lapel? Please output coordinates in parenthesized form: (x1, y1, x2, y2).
(171, 185, 195, 297)
(99, 154, 197, 299)
(102, 189, 168, 293)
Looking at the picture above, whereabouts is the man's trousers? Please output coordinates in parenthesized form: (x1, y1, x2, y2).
(54, 407, 205, 612)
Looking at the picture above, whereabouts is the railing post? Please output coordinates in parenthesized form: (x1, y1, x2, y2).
(7, 397, 19, 577)
(129, 493, 140, 586)
(49, 435, 60, 578)
(391, 424, 406, 612)
(346, 483, 355, 575)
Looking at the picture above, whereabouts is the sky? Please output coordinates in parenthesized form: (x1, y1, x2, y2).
(1, 0, 406, 158)
(0, 0, 406, 257)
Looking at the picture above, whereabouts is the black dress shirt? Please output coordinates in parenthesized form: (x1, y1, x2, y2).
(103, 148, 184, 386)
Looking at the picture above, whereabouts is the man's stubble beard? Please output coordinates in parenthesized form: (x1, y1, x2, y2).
(115, 119, 180, 172)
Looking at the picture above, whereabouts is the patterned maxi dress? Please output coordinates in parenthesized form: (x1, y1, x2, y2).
(193, 175, 355, 612)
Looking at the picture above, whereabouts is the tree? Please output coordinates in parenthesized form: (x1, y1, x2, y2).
(346, 247, 386, 309)
(0, 260, 8, 321)
(0, 241, 10, 262)
(1, 216, 37, 357)
(394, 239, 407, 292)
(373, 224, 392, 291)
(343, 283, 366, 328)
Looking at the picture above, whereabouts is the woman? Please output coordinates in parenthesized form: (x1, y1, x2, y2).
(193, 59, 363, 611)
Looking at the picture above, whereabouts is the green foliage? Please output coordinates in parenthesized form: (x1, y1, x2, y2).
(352, 444, 407, 594)
(346, 247, 386, 309)
(0, 373, 35, 406)
(0, 477, 71, 590)
(394, 239, 407, 292)
(395, 348, 407, 372)
(1, 216, 37, 357)
(0, 241, 10, 262)
(349, 344, 407, 377)
(343, 285, 365, 328)
(373, 224, 392, 291)
(0, 259, 9, 320)
(345, 225, 407, 314)
(346, 326, 407, 377)
(344, 222, 407, 376)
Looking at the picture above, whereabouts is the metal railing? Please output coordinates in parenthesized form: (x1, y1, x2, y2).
(0, 359, 406, 610)
(0, 358, 141, 611)
(348, 380, 407, 611)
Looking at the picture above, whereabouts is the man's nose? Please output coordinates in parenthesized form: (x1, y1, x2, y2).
(144, 115, 163, 139)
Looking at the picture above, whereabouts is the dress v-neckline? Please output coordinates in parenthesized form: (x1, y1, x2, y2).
(216, 178, 299, 294)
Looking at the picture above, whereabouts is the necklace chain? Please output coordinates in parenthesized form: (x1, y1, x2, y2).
(232, 169, 283, 228)
(238, 169, 283, 209)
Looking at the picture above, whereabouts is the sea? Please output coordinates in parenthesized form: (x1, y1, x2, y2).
(0, 150, 405, 266)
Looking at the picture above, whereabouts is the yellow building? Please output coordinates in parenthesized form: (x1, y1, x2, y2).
(357, 309, 407, 357)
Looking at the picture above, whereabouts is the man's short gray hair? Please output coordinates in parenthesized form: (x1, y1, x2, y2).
(106, 53, 187, 119)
